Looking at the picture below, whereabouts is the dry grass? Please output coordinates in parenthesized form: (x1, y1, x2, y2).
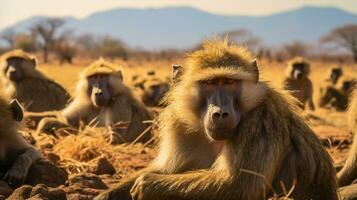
(52, 127, 156, 176)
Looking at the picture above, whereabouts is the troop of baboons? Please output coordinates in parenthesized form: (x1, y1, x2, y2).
(1, 40, 357, 199)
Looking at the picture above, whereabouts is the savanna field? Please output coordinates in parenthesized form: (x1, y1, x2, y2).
(35, 58, 357, 165)
(1, 54, 357, 200)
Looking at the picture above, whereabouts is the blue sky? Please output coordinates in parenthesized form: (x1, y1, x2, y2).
(1, 0, 357, 30)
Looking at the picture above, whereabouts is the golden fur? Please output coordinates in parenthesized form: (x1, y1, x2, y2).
(37, 59, 152, 144)
(96, 40, 337, 200)
(0, 50, 70, 112)
(283, 56, 315, 110)
(338, 89, 357, 186)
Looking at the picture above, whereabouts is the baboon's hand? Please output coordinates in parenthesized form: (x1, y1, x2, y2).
(130, 173, 154, 200)
(2, 154, 32, 187)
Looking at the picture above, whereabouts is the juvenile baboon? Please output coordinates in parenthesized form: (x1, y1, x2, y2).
(283, 57, 315, 110)
(319, 77, 356, 111)
(96, 40, 337, 200)
(141, 77, 169, 107)
(0, 96, 43, 187)
(338, 89, 357, 186)
(0, 50, 71, 112)
(327, 67, 343, 85)
(36, 59, 152, 144)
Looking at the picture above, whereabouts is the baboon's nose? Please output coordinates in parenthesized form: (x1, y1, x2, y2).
(212, 110, 229, 121)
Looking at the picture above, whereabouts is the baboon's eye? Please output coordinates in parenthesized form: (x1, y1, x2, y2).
(223, 79, 235, 84)
(204, 79, 218, 85)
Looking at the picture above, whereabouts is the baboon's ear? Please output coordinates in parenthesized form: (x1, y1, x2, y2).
(10, 99, 23, 122)
(251, 59, 259, 82)
(172, 64, 183, 84)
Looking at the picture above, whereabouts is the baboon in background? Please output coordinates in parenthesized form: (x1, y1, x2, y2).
(338, 89, 357, 186)
(132, 70, 170, 107)
(0, 50, 71, 112)
(141, 77, 169, 107)
(96, 40, 337, 200)
(36, 59, 152, 144)
(283, 57, 315, 110)
(0, 97, 42, 187)
(326, 67, 343, 85)
(319, 76, 356, 111)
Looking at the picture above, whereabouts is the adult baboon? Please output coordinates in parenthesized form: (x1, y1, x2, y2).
(96, 40, 337, 200)
(0, 50, 71, 112)
(36, 59, 152, 144)
(283, 57, 315, 110)
(338, 89, 357, 186)
(0, 96, 42, 187)
(327, 67, 343, 85)
(319, 77, 356, 111)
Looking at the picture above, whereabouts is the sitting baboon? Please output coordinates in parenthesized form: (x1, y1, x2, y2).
(326, 67, 343, 85)
(319, 76, 356, 111)
(283, 57, 315, 110)
(36, 59, 152, 144)
(338, 89, 357, 186)
(96, 40, 337, 200)
(0, 97, 42, 187)
(0, 50, 71, 112)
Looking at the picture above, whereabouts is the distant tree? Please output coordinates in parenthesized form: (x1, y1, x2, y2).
(53, 30, 76, 64)
(1, 29, 15, 48)
(31, 18, 64, 62)
(14, 33, 37, 52)
(282, 41, 311, 58)
(95, 36, 128, 60)
(321, 24, 357, 63)
(220, 29, 261, 50)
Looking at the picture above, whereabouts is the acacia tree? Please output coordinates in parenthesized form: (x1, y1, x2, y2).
(31, 18, 64, 62)
(321, 24, 357, 63)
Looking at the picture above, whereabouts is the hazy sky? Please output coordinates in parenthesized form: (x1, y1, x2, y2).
(1, 0, 357, 30)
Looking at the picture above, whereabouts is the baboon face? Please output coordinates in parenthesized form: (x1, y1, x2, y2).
(87, 74, 113, 107)
(330, 68, 342, 84)
(4, 57, 34, 82)
(342, 80, 355, 93)
(291, 63, 307, 80)
(199, 78, 241, 141)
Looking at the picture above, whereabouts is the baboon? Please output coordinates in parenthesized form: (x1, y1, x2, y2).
(326, 67, 343, 85)
(36, 59, 152, 144)
(96, 40, 337, 200)
(141, 77, 169, 107)
(0, 50, 71, 112)
(338, 89, 357, 186)
(283, 57, 315, 110)
(319, 77, 356, 111)
(0, 96, 43, 187)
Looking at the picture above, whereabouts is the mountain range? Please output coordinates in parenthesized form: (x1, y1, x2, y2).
(1, 6, 357, 49)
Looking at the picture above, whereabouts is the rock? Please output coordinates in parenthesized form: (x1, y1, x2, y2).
(7, 184, 66, 200)
(67, 193, 94, 200)
(0, 181, 13, 197)
(68, 174, 108, 190)
(26, 159, 68, 187)
(88, 156, 116, 175)
(46, 153, 61, 164)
